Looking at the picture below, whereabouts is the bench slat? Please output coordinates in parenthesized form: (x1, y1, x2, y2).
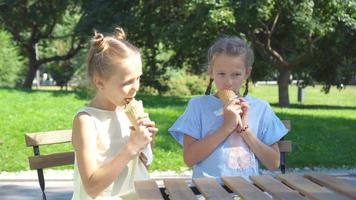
(29, 152, 74, 170)
(282, 120, 291, 131)
(164, 179, 196, 200)
(134, 180, 163, 200)
(277, 174, 350, 200)
(193, 178, 231, 200)
(278, 140, 292, 152)
(305, 173, 356, 199)
(25, 130, 72, 146)
(250, 175, 305, 200)
(222, 176, 270, 200)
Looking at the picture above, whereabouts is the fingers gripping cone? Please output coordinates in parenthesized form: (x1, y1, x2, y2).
(217, 90, 243, 128)
(124, 99, 153, 165)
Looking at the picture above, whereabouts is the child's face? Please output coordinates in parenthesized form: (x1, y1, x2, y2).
(97, 54, 143, 106)
(210, 54, 251, 94)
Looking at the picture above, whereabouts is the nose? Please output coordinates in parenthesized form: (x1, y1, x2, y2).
(131, 78, 140, 93)
(224, 77, 233, 88)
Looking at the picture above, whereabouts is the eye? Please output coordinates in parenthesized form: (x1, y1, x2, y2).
(122, 76, 141, 86)
(217, 72, 225, 76)
(122, 81, 132, 86)
(234, 73, 241, 76)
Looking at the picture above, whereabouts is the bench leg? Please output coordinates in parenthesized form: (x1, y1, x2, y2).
(280, 152, 286, 174)
(37, 169, 47, 200)
(33, 146, 47, 200)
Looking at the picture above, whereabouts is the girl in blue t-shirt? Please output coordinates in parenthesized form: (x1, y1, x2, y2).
(169, 36, 288, 179)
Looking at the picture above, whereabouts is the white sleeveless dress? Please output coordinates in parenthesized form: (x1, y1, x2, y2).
(72, 107, 150, 200)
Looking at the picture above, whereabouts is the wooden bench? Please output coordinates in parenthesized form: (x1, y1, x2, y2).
(25, 130, 73, 200)
(278, 120, 292, 173)
(135, 173, 355, 200)
(24, 120, 291, 199)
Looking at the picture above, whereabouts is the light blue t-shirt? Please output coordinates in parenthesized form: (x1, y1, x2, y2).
(169, 95, 288, 179)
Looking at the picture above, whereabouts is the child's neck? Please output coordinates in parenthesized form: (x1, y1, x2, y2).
(89, 94, 117, 111)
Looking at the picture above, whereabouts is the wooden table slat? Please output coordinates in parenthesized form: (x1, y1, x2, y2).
(164, 179, 196, 200)
(222, 176, 271, 200)
(135, 180, 164, 200)
(277, 174, 350, 200)
(193, 178, 232, 200)
(250, 175, 305, 200)
(305, 173, 356, 199)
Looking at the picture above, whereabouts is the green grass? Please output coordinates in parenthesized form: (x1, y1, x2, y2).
(0, 85, 355, 172)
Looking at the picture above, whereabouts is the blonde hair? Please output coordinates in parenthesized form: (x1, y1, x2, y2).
(87, 27, 140, 83)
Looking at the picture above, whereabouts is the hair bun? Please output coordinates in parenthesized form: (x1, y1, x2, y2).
(114, 27, 126, 40)
(92, 30, 107, 53)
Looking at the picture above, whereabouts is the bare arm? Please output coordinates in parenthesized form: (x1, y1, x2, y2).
(237, 97, 280, 170)
(72, 113, 151, 198)
(183, 125, 231, 167)
(183, 98, 242, 167)
(240, 130, 280, 170)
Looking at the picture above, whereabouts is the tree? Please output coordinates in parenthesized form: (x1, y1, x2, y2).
(161, 0, 355, 106)
(0, 1, 85, 89)
(230, 0, 356, 106)
(77, 0, 178, 93)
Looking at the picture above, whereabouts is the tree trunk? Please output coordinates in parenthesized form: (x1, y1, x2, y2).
(277, 67, 290, 107)
(23, 46, 39, 89)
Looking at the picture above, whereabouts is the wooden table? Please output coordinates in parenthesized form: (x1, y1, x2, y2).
(134, 173, 356, 200)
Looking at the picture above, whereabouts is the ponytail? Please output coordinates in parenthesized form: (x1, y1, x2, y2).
(205, 78, 214, 95)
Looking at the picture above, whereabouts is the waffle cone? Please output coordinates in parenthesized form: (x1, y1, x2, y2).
(217, 90, 237, 105)
(217, 90, 243, 128)
(124, 99, 149, 128)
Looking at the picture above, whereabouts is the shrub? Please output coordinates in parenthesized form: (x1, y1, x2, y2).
(0, 30, 25, 87)
(159, 68, 209, 96)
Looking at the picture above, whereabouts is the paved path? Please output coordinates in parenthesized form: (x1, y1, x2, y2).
(0, 180, 72, 200)
(1, 169, 355, 200)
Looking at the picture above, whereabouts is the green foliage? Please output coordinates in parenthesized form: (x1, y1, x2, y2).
(159, 68, 209, 96)
(0, 1, 84, 88)
(0, 30, 24, 87)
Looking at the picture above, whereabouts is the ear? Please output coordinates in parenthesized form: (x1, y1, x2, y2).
(93, 75, 105, 90)
(244, 67, 252, 79)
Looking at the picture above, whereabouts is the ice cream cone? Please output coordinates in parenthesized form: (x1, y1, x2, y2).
(217, 90, 243, 128)
(217, 90, 237, 104)
(125, 99, 153, 164)
(124, 98, 149, 128)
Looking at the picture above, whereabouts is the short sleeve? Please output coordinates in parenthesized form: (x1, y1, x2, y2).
(258, 103, 288, 145)
(168, 98, 202, 145)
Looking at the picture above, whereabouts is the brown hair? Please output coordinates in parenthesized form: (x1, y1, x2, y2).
(87, 27, 140, 84)
(205, 36, 254, 96)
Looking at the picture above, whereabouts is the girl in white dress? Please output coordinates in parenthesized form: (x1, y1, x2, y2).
(71, 27, 157, 200)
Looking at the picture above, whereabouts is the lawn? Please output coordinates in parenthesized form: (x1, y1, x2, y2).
(0, 85, 355, 172)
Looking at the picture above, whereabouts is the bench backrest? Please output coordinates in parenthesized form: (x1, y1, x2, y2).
(25, 130, 74, 170)
(279, 120, 292, 174)
(279, 120, 292, 153)
(25, 130, 73, 200)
